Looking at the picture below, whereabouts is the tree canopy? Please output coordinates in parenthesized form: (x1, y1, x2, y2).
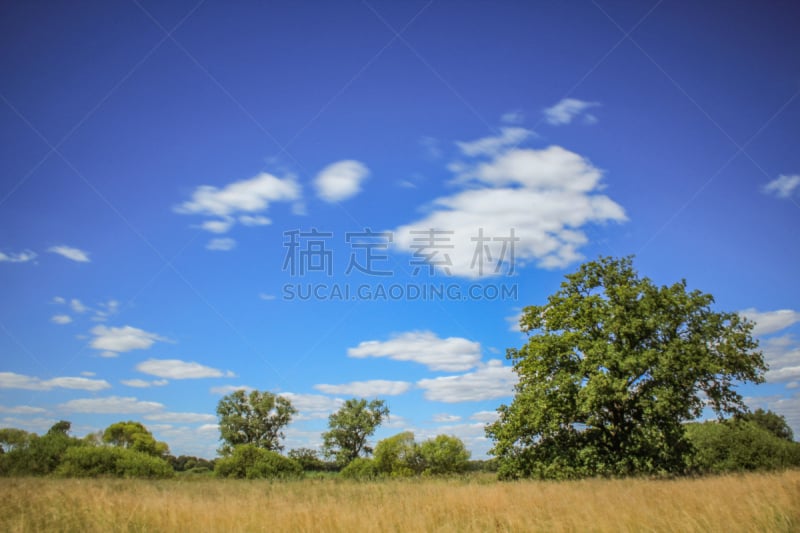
(487, 256, 767, 479)
(103, 421, 169, 457)
(322, 398, 389, 466)
(216, 389, 297, 454)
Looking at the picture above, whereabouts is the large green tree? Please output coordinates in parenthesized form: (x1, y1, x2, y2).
(322, 398, 389, 466)
(487, 256, 766, 479)
(216, 389, 297, 454)
(102, 421, 169, 457)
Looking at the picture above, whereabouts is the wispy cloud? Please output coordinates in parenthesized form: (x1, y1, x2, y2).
(0, 250, 36, 263)
(136, 359, 234, 380)
(762, 174, 800, 199)
(0, 372, 110, 391)
(543, 98, 599, 125)
(206, 237, 236, 251)
(47, 245, 90, 262)
(314, 380, 411, 396)
(348, 331, 482, 372)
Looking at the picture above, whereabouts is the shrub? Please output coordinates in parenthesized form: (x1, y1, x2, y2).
(419, 435, 471, 475)
(57, 446, 174, 478)
(214, 444, 302, 479)
(339, 457, 378, 480)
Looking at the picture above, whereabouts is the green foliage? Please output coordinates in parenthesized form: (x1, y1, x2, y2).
(322, 398, 389, 466)
(166, 454, 215, 472)
(214, 444, 302, 479)
(0, 422, 85, 476)
(216, 390, 297, 454)
(56, 446, 174, 478)
(102, 421, 169, 457)
(288, 448, 329, 472)
(487, 256, 767, 479)
(339, 457, 378, 480)
(419, 435, 471, 475)
(374, 431, 422, 477)
(0, 428, 34, 453)
(734, 409, 794, 442)
(686, 419, 800, 473)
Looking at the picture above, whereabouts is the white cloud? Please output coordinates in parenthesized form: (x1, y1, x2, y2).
(92, 300, 119, 322)
(60, 396, 164, 414)
(506, 308, 524, 332)
(0, 417, 58, 433)
(348, 331, 482, 372)
(417, 360, 517, 402)
(0, 405, 47, 414)
(762, 174, 800, 199)
(432, 413, 462, 423)
(314, 160, 370, 202)
(121, 378, 168, 388)
(394, 145, 626, 278)
(48, 245, 90, 262)
(206, 238, 236, 251)
(200, 218, 235, 234)
(470, 410, 499, 423)
(144, 412, 217, 424)
(543, 98, 599, 125)
(761, 335, 800, 382)
(456, 127, 532, 157)
(70, 299, 88, 313)
(0, 250, 36, 263)
(53, 296, 66, 304)
(239, 215, 271, 226)
(51, 314, 72, 325)
(314, 380, 411, 397)
(278, 393, 344, 420)
(0, 372, 110, 392)
(136, 358, 233, 380)
(80, 371, 96, 377)
(210, 384, 254, 395)
(90, 325, 165, 356)
(500, 110, 524, 124)
(258, 293, 276, 301)
(740, 308, 800, 337)
(175, 172, 300, 217)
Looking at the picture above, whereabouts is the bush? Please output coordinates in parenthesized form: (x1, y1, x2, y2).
(214, 444, 302, 479)
(373, 432, 422, 477)
(57, 446, 174, 478)
(339, 457, 378, 480)
(419, 435, 471, 475)
(686, 419, 800, 473)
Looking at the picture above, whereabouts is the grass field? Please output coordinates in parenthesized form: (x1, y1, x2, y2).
(1, 471, 799, 532)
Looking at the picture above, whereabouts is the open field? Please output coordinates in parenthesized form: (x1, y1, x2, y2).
(1, 471, 799, 532)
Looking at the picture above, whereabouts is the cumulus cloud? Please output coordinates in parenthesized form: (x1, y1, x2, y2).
(136, 359, 233, 380)
(0, 250, 36, 263)
(432, 413, 462, 423)
(60, 396, 164, 414)
(199, 218, 235, 234)
(762, 174, 800, 199)
(314, 380, 411, 397)
(761, 335, 800, 382)
(206, 237, 236, 251)
(543, 98, 599, 125)
(90, 325, 166, 357)
(394, 144, 626, 277)
(348, 331, 482, 372)
(175, 172, 300, 217)
(0, 372, 110, 391)
(740, 308, 800, 337)
(121, 378, 168, 388)
(470, 410, 499, 423)
(456, 127, 533, 157)
(417, 360, 517, 402)
(144, 412, 217, 424)
(210, 384, 254, 395)
(278, 393, 344, 420)
(51, 314, 72, 325)
(314, 160, 370, 202)
(47, 245, 90, 262)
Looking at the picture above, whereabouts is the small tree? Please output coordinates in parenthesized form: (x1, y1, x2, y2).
(374, 431, 422, 477)
(216, 389, 297, 454)
(487, 256, 766, 479)
(419, 435, 471, 475)
(735, 409, 794, 442)
(103, 421, 169, 457)
(322, 398, 389, 466)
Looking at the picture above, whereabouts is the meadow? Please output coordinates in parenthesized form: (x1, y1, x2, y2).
(1, 471, 798, 532)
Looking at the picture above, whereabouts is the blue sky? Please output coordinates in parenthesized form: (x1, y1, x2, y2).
(1, 1, 799, 458)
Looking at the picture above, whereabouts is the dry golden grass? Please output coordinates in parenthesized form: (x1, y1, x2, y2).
(1, 471, 798, 532)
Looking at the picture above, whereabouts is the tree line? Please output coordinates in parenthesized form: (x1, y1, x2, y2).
(2, 257, 798, 480)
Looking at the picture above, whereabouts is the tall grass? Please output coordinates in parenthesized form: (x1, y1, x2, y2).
(1, 471, 798, 532)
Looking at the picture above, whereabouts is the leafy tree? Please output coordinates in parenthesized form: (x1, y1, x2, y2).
(0, 428, 34, 453)
(216, 390, 297, 454)
(1, 422, 84, 476)
(487, 256, 767, 479)
(419, 435, 471, 475)
(214, 444, 302, 479)
(103, 421, 169, 457)
(734, 409, 794, 442)
(322, 398, 389, 466)
(373, 431, 422, 477)
(47, 420, 72, 436)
